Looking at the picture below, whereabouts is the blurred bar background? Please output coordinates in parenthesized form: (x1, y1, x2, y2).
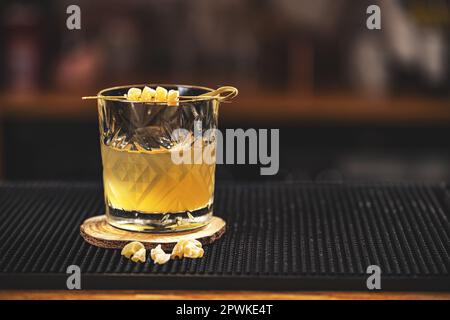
(0, 0, 449, 182)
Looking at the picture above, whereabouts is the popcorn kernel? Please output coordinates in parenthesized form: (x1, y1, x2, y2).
(171, 240, 188, 259)
(167, 89, 179, 106)
(140, 86, 156, 102)
(150, 244, 171, 265)
(154, 252, 170, 265)
(155, 86, 168, 102)
(126, 88, 142, 101)
(183, 242, 204, 258)
(171, 239, 203, 259)
(130, 247, 146, 263)
(121, 241, 145, 259)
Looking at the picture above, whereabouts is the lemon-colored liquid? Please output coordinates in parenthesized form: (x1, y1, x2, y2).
(101, 144, 215, 214)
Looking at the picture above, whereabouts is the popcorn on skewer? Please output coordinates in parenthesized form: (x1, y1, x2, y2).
(126, 87, 142, 101)
(155, 86, 168, 102)
(167, 89, 180, 106)
(140, 86, 156, 102)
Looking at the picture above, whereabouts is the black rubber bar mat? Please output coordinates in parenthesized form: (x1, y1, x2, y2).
(0, 182, 449, 291)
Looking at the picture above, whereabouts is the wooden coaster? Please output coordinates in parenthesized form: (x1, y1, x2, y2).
(80, 215, 226, 250)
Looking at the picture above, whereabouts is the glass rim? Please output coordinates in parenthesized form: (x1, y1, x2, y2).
(97, 83, 217, 103)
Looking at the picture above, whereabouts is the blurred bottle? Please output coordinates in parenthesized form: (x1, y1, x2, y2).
(3, 3, 43, 93)
(99, 16, 139, 83)
(54, 39, 104, 91)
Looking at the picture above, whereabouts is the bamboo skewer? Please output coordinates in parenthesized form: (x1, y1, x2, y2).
(82, 86, 238, 103)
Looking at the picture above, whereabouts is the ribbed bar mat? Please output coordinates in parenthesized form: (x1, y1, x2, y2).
(0, 182, 449, 291)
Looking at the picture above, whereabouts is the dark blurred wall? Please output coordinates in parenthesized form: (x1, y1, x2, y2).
(0, 0, 449, 182)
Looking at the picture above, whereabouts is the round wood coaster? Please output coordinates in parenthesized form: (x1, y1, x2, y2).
(80, 215, 226, 250)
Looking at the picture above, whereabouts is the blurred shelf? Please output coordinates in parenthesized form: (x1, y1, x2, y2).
(228, 92, 450, 123)
(0, 91, 449, 123)
(0, 92, 96, 119)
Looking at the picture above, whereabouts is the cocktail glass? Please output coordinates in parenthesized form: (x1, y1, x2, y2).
(96, 84, 236, 232)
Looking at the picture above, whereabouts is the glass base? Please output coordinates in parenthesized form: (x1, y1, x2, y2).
(106, 204, 213, 233)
